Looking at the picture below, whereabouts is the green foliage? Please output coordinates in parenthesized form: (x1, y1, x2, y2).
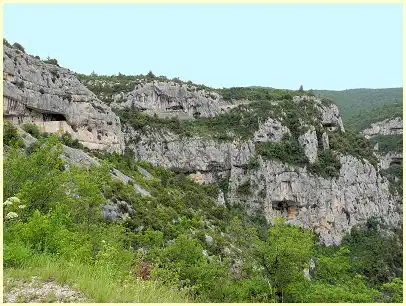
(60, 132, 84, 149)
(256, 137, 308, 166)
(3, 121, 24, 147)
(308, 150, 341, 177)
(341, 218, 403, 287)
(370, 134, 402, 153)
(43, 57, 59, 66)
(246, 156, 260, 170)
(4, 134, 402, 302)
(328, 129, 378, 166)
(3, 137, 67, 213)
(4, 38, 12, 47)
(236, 181, 251, 196)
(117, 96, 320, 142)
(254, 217, 314, 302)
(346, 102, 402, 132)
(381, 163, 402, 195)
(12, 42, 25, 53)
(315, 88, 402, 124)
(380, 278, 403, 303)
(22, 123, 41, 138)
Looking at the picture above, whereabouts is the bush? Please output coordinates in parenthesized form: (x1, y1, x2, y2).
(12, 42, 25, 53)
(308, 150, 341, 178)
(4, 38, 12, 48)
(3, 121, 24, 147)
(60, 132, 83, 149)
(22, 123, 41, 138)
(236, 181, 251, 196)
(43, 57, 59, 66)
(256, 137, 308, 166)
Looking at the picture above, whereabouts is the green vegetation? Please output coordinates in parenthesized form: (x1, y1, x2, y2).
(315, 88, 402, 125)
(116, 97, 319, 142)
(43, 57, 59, 66)
(256, 136, 307, 166)
(236, 181, 251, 196)
(217, 87, 308, 101)
(4, 136, 402, 302)
(369, 134, 402, 154)
(77, 72, 213, 105)
(3, 121, 24, 147)
(345, 102, 402, 132)
(12, 42, 26, 53)
(60, 132, 84, 149)
(22, 123, 41, 138)
(4, 38, 12, 48)
(381, 164, 403, 195)
(308, 150, 341, 178)
(328, 129, 378, 166)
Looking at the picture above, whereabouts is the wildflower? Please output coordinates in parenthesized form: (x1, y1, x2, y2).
(101, 240, 106, 244)
(3, 200, 12, 207)
(18, 205, 26, 209)
(6, 212, 18, 220)
(8, 197, 20, 204)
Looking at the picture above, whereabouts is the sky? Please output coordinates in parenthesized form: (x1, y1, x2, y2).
(3, 4, 403, 90)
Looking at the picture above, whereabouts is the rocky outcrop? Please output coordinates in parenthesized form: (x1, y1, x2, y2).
(377, 151, 403, 170)
(124, 125, 256, 175)
(362, 117, 403, 139)
(316, 103, 345, 132)
(111, 81, 229, 119)
(3, 46, 124, 152)
(298, 126, 318, 164)
(228, 155, 400, 245)
(253, 118, 290, 143)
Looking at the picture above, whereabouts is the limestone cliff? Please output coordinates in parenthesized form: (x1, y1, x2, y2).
(362, 117, 403, 139)
(110, 80, 230, 119)
(119, 95, 401, 245)
(3, 46, 124, 152)
(4, 45, 400, 246)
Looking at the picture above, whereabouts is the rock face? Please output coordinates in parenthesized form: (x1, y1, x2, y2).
(298, 126, 318, 164)
(228, 155, 400, 245)
(121, 97, 400, 244)
(110, 81, 229, 119)
(3, 46, 124, 152)
(124, 125, 256, 175)
(362, 117, 403, 138)
(378, 152, 403, 170)
(316, 103, 345, 132)
(253, 118, 290, 143)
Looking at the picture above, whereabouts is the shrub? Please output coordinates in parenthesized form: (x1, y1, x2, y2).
(4, 121, 24, 147)
(256, 137, 307, 166)
(246, 156, 260, 170)
(43, 57, 59, 66)
(60, 132, 83, 149)
(4, 38, 12, 48)
(308, 150, 341, 178)
(236, 181, 251, 196)
(22, 123, 41, 138)
(12, 42, 25, 53)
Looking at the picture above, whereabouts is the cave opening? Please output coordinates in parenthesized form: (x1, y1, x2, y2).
(272, 200, 298, 220)
(42, 112, 66, 122)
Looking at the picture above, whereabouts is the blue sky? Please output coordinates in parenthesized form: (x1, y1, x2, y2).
(3, 4, 403, 90)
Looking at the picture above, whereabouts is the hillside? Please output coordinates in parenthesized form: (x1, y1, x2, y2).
(314, 88, 403, 125)
(3, 41, 403, 303)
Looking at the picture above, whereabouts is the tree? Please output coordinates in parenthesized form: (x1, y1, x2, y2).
(12, 42, 25, 53)
(146, 70, 155, 80)
(299, 85, 304, 92)
(254, 217, 314, 302)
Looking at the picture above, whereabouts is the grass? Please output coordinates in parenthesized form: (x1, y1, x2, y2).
(4, 255, 191, 303)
